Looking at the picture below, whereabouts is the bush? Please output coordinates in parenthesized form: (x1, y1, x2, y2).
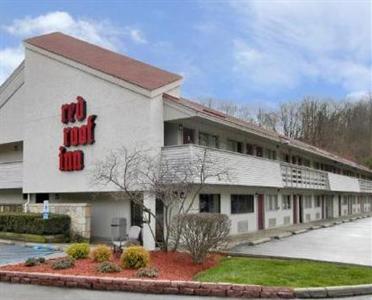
(38, 257, 46, 264)
(172, 213, 231, 264)
(123, 240, 140, 247)
(52, 257, 75, 270)
(97, 261, 121, 273)
(91, 245, 112, 262)
(120, 246, 149, 269)
(0, 213, 70, 236)
(24, 257, 46, 267)
(24, 257, 39, 267)
(136, 266, 159, 278)
(66, 243, 90, 259)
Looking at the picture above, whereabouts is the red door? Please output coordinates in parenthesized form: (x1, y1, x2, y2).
(257, 194, 265, 230)
(293, 195, 298, 224)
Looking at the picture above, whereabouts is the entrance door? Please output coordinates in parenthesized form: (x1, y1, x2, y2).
(338, 195, 342, 217)
(293, 195, 298, 224)
(321, 196, 325, 219)
(257, 194, 265, 230)
(348, 198, 352, 215)
(325, 196, 333, 218)
(298, 195, 303, 223)
(130, 201, 143, 227)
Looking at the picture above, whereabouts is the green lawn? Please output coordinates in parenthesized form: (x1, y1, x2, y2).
(195, 257, 372, 287)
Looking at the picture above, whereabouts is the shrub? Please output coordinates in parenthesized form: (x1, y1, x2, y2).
(136, 266, 159, 278)
(0, 213, 70, 236)
(38, 257, 46, 264)
(66, 243, 90, 259)
(24, 257, 39, 267)
(123, 240, 140, 247)
(172, 213, 231, 264)
(97, 261, 121, 273)
(51, 257, 75, 270)
(91, 245, 112, 262)
(24, 257, 46, 267)
(120, 246, 149, 269)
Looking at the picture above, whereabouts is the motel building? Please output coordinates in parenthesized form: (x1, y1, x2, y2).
(1, 32, 372, 250)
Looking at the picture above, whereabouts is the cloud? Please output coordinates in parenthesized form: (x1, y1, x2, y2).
(0, 47, 24, 84)
(230, 0, 372, 97)
(0, 11, 147, 84)
(127, 28, 147, 44)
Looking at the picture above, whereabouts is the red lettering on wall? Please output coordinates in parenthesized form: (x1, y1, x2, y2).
(59, 96, 96, 172)
(59, 147, 84, 171)
(87, 115, 97, 145)
(76, 96, 87, 121)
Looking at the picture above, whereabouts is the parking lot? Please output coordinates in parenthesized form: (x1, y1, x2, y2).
(233, 217, 372, 266)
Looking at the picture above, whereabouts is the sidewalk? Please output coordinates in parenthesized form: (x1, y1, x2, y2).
(227, 212, 372, 249)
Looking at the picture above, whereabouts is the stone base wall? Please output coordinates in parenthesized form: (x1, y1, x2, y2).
(0, 271, 295, 298)
(28, 203, 91, 239)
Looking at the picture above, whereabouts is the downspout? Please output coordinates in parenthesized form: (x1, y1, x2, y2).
(23, 193, 30, 213)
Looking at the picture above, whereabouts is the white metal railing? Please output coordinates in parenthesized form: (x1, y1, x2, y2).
(359, 179, 372, 193)
(280, 162, 329, 190)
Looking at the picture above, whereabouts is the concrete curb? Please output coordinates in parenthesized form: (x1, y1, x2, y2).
(0, 270, 295, 298)
(273, 232, 293, 239)
(292, 229, 308, 234)
(295, 284, 372, 298)
(247, 237, 272, 245)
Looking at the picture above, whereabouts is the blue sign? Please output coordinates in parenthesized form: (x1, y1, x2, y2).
(43, 200, 49, 220)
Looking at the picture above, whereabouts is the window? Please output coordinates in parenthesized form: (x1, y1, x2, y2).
(265, 149, 277, 160)
(304, 196, 312, 209)
(282, 195, 291, 210)
(199, 132, 219, 148)
(227, 139, 243, 153)
(231, 195, 254, 214)
(256, 146, 263, 157)
(199, 194, 220, 213)
(315, 196, 321, 207)
(303, 159, 311, 167)
(246, 143, 254, 155)
(266, 194, 279, 211)
(342, 196, 348, 205)
(183, 127, 194, 144)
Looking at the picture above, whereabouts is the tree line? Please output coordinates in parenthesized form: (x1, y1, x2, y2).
(200, 94, 372, 169)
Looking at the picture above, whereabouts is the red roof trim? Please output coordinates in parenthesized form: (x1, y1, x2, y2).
(25, 32, 182, 91)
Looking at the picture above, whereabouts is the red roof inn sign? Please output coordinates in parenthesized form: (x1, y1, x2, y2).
(59, 96, 97, 171)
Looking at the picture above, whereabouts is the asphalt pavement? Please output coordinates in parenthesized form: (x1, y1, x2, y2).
(232, 217, 372, 266)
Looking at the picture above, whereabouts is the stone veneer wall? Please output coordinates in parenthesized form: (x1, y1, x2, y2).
(28, 203, 91, 239)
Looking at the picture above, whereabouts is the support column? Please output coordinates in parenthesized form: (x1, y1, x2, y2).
(142, 192, 156, 250)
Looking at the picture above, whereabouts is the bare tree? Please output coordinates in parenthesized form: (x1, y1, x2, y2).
(92, 146, 230, 251)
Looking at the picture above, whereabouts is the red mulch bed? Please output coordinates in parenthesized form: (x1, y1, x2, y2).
(0, 251, 222, 281)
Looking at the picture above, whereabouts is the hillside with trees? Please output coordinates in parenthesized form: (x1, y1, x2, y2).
(200, 94, 372, 169)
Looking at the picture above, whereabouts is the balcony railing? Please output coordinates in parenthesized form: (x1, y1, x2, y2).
(281, 162, 329, 190)
(161, 144, 372, 194)
(161, 144, 283, 188)
(0, 161, 23, 189)
(359, 179, 372, 193)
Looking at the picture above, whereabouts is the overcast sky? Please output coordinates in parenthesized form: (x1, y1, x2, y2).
(0, 0, 371, 109)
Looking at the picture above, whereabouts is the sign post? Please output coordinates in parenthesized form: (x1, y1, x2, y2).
(43, 200, 49, 220)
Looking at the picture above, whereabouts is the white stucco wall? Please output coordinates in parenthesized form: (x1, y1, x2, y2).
(0, 67, 25, 145)
(22, 47, 170, 193)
